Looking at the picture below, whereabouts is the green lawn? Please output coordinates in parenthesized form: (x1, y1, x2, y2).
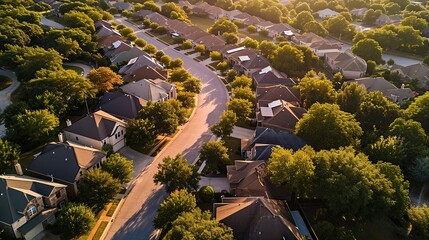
(158, 35, 176, 45)
(93, 221, 109, 240)
(64, 65, 84, 75)
(223, 136, 242, 161)
(0, 75, 12, 90)
(189, 15, 215, 32)
(106, 199, 120, 217)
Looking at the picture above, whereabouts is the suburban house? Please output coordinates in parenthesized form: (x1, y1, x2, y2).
(121, 78, 177, 102)
(266, 23, 296, 38)
(391, 63, 429, 90)
(27, 142, 106, 198)
(227, 160, 268, 197)
(325, 50, 367, 79)
(123, 65, 168, 83)
(62, 110, 127, 152)
(226, 10, 244, 20)
(104, 41, 145, 65)
(214, 197, 307, 240)
(256, 84, 301, 106)
(230, 12, 252, 23)
(98, 34, 124, 48)
(233, 53, 271, 77)
(95, 20, 113, 30)
(243, 16, 264, 27)
(315, 8, 339, 18)
(350, 8, 368, 18)
(241, 127, 306, 160)
(252, 66, 296, 87)
(96, 92, 147, 121)
(96, 24, 121, 39)
(255, 21, 274, 32)
(191, 34, 227, 51)
(147, 12, 168, 26)
(350, 77, 414, 104)
(0, 174, 68, 240)
(375, 14, 391, 26)
(133, 10, 153, 20)
(192, 2, 226, 19)
(224, 47, 258, 66)
(119, 54, 163, 75)
(113, 2, 134, 12)
(256, 100, 307, 132)
(292, 33, 342, 57)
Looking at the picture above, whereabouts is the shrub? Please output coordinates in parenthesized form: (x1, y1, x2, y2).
(216, 61, 228, 72)
(127, 34, 137, 41)
(182, 40, 193, 50)
(247, 25, 256, 33)
(198, 185, 215, 202)
(259, 29, 269, 37)
(135, 38, 147, 47)
(210, 51, 222, 61)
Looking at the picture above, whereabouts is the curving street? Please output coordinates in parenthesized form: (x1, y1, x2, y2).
(104, 18, 228, 240)
(0, 70, 20, 137)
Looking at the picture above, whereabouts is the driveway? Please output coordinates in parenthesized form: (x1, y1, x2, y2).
(199, 176, 230, 193)
(63, 62, 93, 77)
(105, 18, 228, 240)
(118, 147, 153, 179)
(0, 70, 20, 137)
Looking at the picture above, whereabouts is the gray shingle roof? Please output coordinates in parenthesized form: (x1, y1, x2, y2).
(97, 92, 147, 120)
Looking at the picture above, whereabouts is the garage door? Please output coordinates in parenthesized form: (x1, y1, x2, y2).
(112, 139, 125, 152)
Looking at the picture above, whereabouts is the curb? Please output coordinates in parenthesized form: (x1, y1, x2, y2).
(100, 198, 125, 240)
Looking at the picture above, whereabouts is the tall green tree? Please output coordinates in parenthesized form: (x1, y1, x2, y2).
(271, 44, 304, 77)
(125, 118, 157, 147)
(388, 118, 427, 160)
(208, 17, 238, 35)
(336, 82, 367, 114)
(232, 87, 255, 103)
(0, 139, 20, 170)
(87, 67, 123, 93)
(227, 98, 252, 123)
(199, 141, 230, 174)
(408, 204, 429, 238)
(210, 110, 237, 140)
(153, 154, 200, 193)
(153, 189, 196, 230)
(102, 153, 134, 184)
(365, 136, 406, 167)
(57, 203, 95, 238)
(296, 72, 337, 109)
(406, 92, 429, 132)
(230, 75, 252, 89)
(139, 101, 179, 135)
(352, 38, 383, 63)
(165, 208, 234, 240)
(63, 11, 95, 32)
(78, 169, 122, 211)
(296, 103, 363, 150)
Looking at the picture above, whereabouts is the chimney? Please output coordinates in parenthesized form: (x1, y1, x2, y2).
(15, 163, 23, 176)
(401, 84, 405, 89)
(66, 119, 72, 127)
(58, 133, 64, 143)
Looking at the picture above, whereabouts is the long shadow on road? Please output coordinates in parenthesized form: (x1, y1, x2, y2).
(111, 187, 167, 240)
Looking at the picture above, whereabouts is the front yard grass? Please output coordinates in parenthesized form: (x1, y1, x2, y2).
(0, 75, 12, 90)
(189, 15, 214, 31)
(158, 35, 176, 45)
(129, 139, 162, 155)
(106, 199, 120, 217)
(93, 221, 109, 240)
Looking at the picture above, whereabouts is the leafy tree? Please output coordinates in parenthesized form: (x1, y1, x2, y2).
(198, 186, 215, 202)
(153, 154, 200, 193)
(143, 1, 161, 12)
(230, 75, 252, 88)
(303, 21, 328, 37)
(386, 2, 402, 14)
(271, 44, 305, 77)
(209, 51, 222, 61)
(296, 72, 337, 109)
(408, 205, 429, 238)
(7, 109, 59, 144)
(31, 91, 68, 117)
(195, 44, 205, 53)
(135, 38, 147, 47)
(102, 153, 134, 184)
(375, 161, 410, 220)
(356, 92, 401, 134)
(126, 118, 157, 146)
(362, 9, 382, 25)
(165, 208, 234, 240)
(323, 15, 356, 40)
(240, 37, 259, 49)
(182, 40, 192, 50)
(225, 69, 237, 82)
(222, 32, 239, 44)
(166, 99, 187, 125)
(352, 38, 383, 63)
(406, 92, 429, 132)
(199, 141, 230, 174)
(143, 43, 157, 54)
(209, 17, 238, 35)
(409, 156, 429, 183)
(87, 67, 123, 93)
(294, 11, 314, 29)
(401, 15, 428, 33)
(78, 169, 122, 211)
(258, 40, 278, 59)
(139, 101, 179, 135)
(160, 55, 171, 67)
(365, 136, 406, 166)
(177, 91, 196, 108)
(0, 102, 29, 128)
(227, 98, 252, 123)
(0, 139, 20, 170)
(268, 146, 316, 197)
(161, 2, 189, 22)
(170, 58, 183, 68)
(388, 118, 427, 159)
(169, 68, 191, 82)
(296, 103, 363, 150)
(63, 11, 95, 32)
(366, 60, 377, 75)
(57, 203, 95, 238)
(153, 189, 196, 230)
(216, 61, 228, 72)
(247, 25, 256, 33)
(337, 82, 367, 113)
(0, 45, 63, 82)
(210, 110, 237, 140)
(232, 87, 255, 103)
(183, 77, 202, 93)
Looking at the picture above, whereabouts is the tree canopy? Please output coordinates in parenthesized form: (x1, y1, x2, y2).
(87, 67, 123, 93)
(102, 153, 134, 184)
(57, 203, 95, 238)
(210, 110, 237, 140)
(139, 101, 179, 135)
(296, 72, 337, 109)
(0, 139, 20, 170)
(199, 141, 230, 174)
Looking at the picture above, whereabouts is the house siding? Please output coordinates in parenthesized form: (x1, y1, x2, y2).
(63, 131, 103, 150)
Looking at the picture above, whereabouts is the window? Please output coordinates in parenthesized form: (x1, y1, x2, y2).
(27, 205, 37, 218)
(76, 136, 79, 141)
(56, 191, 61, 198)
(121, 130, 124, 135)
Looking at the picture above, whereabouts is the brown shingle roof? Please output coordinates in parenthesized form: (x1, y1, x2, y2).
(257, 100, 306, 132)
(256, 84, 301, 105)
(227, 160, 267, 197)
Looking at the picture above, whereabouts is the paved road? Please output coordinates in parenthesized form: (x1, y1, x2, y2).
(41, 16, 64, 29)
(0, 70, 20, 137)
(63, 62, 93, 77)
(105, 18, 228, 240)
